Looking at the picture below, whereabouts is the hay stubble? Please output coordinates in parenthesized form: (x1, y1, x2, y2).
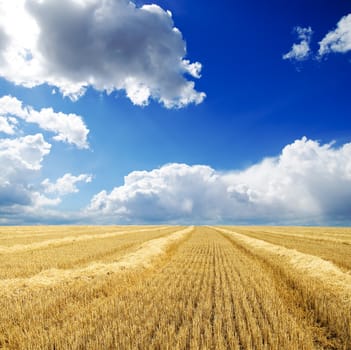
(0, 225, 350, 349)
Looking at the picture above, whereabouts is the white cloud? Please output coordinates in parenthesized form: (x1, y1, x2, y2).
(27, 108, 89, 149)
(42, 173, 92, 195)
(0, 95, 89, 148)
(319, 14, 351, 56)
(0, 94, 92, 220)
(0, 0, 205, 108)
(0, 133, 93, 217)
(88, 163, 225, 222)
(0, 116, 18, 134)
(283, 27, 313, 61)
(0, 133, 51, 208)
(285, 14, 351, 63)
(31, 192, 62, 207)
(87, 138, 351, 224)
(0, 26, 8, 61)
(0, 133, 51, 174)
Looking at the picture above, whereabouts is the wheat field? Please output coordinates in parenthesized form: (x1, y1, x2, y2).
(0, 226, 350, 349)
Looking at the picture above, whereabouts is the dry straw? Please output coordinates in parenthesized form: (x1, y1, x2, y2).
(0, 226, 194, 290)
(0, 226, 170, 254)
(215, 227, 351, 296)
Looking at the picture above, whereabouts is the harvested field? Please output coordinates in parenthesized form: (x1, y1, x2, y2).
(0, 226, 350, 349)
(0, 226, 175, 279)
(0, 226, 164, 248)
(220, 226, 351, 270)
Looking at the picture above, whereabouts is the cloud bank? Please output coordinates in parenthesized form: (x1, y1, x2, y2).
(0, 0, 205, 108)
(2, 136, 351, 225)
(87, 137, 351, 225)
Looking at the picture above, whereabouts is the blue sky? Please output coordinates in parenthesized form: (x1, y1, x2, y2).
(0, 0, 351, 225)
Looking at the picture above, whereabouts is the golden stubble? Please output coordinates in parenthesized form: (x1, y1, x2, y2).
(1, 225, 350, 349)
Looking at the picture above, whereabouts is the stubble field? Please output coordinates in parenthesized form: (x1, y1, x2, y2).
(0, 225, 350, 349)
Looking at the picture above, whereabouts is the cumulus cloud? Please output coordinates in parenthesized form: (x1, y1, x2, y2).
(87, 138, 351, 224)
(285, 14, 351, 63)
(0, 94, 92, 221)
(88, 164, 225, 222)
(0, 116, 18, 134)
(283, 26, 313, 61)
(31, 192, 62, 207)
(0, 95, 89, 148)
(42, 173, 92, 196)
(0, 133, 51, 174)
(0, 0, 205, 108)
(0, 133, 51, 209)
(0, 132, 93, 219)
(318, 14, 351, 56)
(0, 27, 8, 59)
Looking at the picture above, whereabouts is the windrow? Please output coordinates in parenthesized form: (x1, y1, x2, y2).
(0, 226, 171, 253)
(215, 227, 351, 294)
(0, 226, 194, 291)
(215, 226, 351, 346)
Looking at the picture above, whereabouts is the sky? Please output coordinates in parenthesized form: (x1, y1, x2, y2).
(0, 0, 351, 225)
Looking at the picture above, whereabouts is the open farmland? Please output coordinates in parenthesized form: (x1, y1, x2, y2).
(0, 226, 350, 349)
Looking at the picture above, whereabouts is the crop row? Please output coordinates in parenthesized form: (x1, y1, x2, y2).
(1, 226, 350, 349)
